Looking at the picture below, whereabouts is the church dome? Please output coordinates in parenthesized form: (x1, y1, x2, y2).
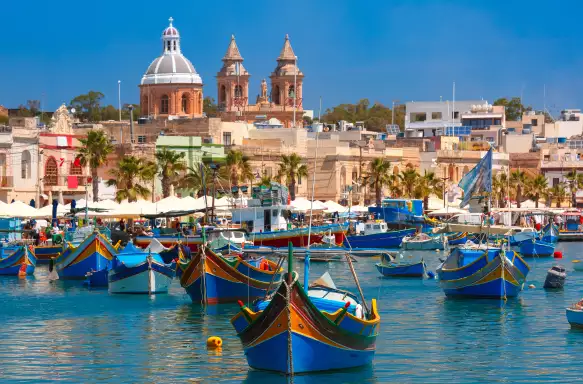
(141, 17, 202, 86)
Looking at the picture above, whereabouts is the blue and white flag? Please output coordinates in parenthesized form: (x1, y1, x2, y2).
(458, 148, 492, 208)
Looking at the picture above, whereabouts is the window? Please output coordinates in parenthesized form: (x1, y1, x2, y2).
(223, 132, 232, 146)
(553, 178, 560, 187)
(160, 95, 169, 114)
(288, 85, 295, 98)
(234, 85, 243, 98)
(21, 150, 31, 179)
(167, 41, 171, 51)
(431, 112, 442, 120)
(137, 135, 146, 144)
(44, 157, 58, 186)
(181, 94, 189, 114)
(453, 111, 459, 119)
(532, 118, 538, 126)
(411, 112, 427, 122)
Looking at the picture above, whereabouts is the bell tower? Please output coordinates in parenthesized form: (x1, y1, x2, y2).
(269, 34, 303, 127)
(216, 35, 250, 112)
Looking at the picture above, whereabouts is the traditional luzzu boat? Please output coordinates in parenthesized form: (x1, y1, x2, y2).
(180, 241, 283, 304)
(344, 223, 415, 249)
(447, 232, 468, 246)
(108, 243, 175, 294)
(518, 238, 555, 257)
(0, 245, 36, 276)
(401, 232, 446, 251)
(541, 223, 559, 244)
(52, 231, 118, 280)
(375, 252, 426, 277)
(231, 246, 380, 374)
(437, 247, 530, 298)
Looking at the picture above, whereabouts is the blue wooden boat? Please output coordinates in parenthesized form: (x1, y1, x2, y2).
(518, 239, 555, 257)
(231, 270, 380, 373)
(401, 233, 445, 250)
(375, 253, 425, 277)
(0, 245, 36, 276)
(344, 227, 415, 249)
(52, 231, 118, 280)
(567, 303, 583, 328)
(34, 244, 65, 264)
(508, 229, 538, 246)
(180, 246, 283, 304)
(108, 243, 175, 294)
(437, 247, 530, 298)
(447, 232, 468, 246)
(541, 223, 559, 244)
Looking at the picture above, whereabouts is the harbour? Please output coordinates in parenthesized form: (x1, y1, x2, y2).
(1, 243, 583, 383)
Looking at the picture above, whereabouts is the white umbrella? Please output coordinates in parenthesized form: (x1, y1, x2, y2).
(350, 205, 369, 213)
(8, 201, 43, 218)
(324, 200, 347, 214)
(428, 207, 469, 216)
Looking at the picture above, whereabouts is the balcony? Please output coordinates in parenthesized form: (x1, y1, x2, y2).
(43, 175, 90, 191)
(0, 176, 13, 189)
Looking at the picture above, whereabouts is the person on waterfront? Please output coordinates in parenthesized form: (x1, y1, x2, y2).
(195, 221, 202, 233)
(118, 219, 126, 231)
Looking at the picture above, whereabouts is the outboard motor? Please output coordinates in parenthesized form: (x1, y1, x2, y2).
(543, 265, 567, 289)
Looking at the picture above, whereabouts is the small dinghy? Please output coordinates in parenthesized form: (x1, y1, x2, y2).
(567, 299, 583, 328)
(543, 265, 566, 289)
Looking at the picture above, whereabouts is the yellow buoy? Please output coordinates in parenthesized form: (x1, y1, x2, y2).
(207, 336, 223, 349)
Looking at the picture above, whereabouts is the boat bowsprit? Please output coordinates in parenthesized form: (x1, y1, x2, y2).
(437, 247, 530, 298)
(231, 271, 380, 374)
(108, 243, 175, 294)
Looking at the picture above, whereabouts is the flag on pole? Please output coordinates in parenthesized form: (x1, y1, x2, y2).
(458, 148, 492, 208)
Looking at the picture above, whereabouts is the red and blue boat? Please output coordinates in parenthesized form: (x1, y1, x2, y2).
(180, 246, 282, 304)
(231, 269, 380, 373)
(52, 231, 118, 280)
(437, 247, 530, 298)
(0, 245, 36, 276)
(344, 225, 415, 249)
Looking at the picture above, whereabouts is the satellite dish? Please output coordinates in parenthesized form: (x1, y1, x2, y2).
(70, 108, 76, 114)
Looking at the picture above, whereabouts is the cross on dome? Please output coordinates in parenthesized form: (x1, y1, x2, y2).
(169, 16, 174, 25)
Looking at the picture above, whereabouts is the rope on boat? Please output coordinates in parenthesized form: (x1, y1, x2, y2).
(344, 251, 370, 315)
(263, 254, 286, 301)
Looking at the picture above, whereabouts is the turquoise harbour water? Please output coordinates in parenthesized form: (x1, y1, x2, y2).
(2, 243, 583, 383)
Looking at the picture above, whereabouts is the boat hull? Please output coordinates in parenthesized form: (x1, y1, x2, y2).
(231, 272, 380, 374)
(344, 228, 415, 249)
(109, 261, 174, 294)
(518, 240, 554, 257)
(375, 261, 425, 277)
(251, 224, 346, 248)
(0, 246, 36, 276)
(567, 308, 583, 328)
(33, 245, 64, 264)
(180, 248, 282, 304)
(437, 249, 530, 298)
(448, 232, 468, 246)
(54, 232, 117, 280)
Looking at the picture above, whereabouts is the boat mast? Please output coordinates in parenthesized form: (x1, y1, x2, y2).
(305, 102, 321, 289)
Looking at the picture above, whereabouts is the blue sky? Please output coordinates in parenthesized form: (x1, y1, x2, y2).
(2, 0, 583, 115)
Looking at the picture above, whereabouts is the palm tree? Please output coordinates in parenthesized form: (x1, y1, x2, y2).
(106, 156, 156, 202)
(223, 149, 253, 188)
(492, 172, 509, 208)
(277, 153, 308, 201)
(510, 170, 528, 208)
(366, 158, 391, 206)
(413, 171, 443, 211)
(527, 174, 548, 208)
(564, 170, 583, 207)
(181, 164, 214, 196)
(258, 174, 272, 187)
(548, 183, 568, 208)
(77, 130, 114, 202)
(398, 168, 420, 198)
(155, 148, 186, 198)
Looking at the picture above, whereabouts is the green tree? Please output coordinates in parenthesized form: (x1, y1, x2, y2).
(181, 164, 214, 196)
(222, 149, 253, 188)
(122, 103, 141, 120)
(493, 97, 531, 121)
(527, 174, 548, 208)
(107, 156, 156, 202)
(413, 171, 443, 211)
(203, 96, 218, 117)
(303, 115, 313, 126)
(277, 153, 308, 201)
(510, 170, 528, 208)
(258, 174, 272, 187)
(70, 91, 105, 122)
(77, 130, 114, 202)
(0, 115, 8, 125)
(366, 158, 392, 206)
(100, 105, 119, 121)
(492, 172, 509, 208)
(548, 183, 568, 208)
(398, 168, 420, 198)
(564, 170, 583, 207)
(320, 98, 404, 132)
(155, 148, 187, 198)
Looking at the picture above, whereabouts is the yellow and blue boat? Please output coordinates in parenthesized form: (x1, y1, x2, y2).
(180, 246, 282, 304)
(0, 245, 36, 276)
(437, 247, 530, 298)
(52, 231, 117, 280)
(231, 269, 380, 374)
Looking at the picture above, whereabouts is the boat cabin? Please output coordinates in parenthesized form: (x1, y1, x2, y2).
(231, 183, 291, 233)
(355, 221, 388, 235)
(561, 211, 583, 232)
